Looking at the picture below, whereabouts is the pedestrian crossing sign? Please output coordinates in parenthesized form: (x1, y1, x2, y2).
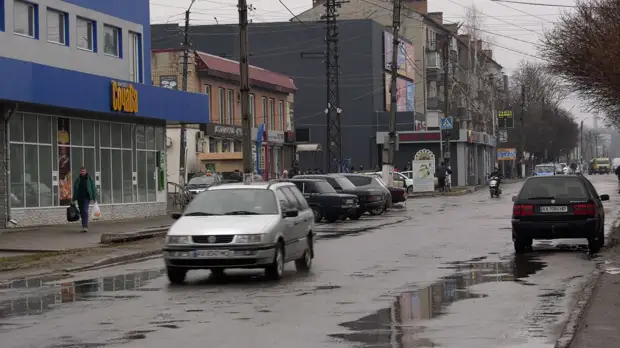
(441, 117, 453, 130)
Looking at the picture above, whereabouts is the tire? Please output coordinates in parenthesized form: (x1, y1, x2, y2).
(209, 268, 226, 278)
(369, 203, 386, 216)
(326, 214, 338, 223)
(588, 236, 601, 253)
(311, 206, 322, 223)
(407, 186, 414, 194)
(295, 234, 313, 272)
(513, 235, 532, 254)
(350, 212, 363, 220)
(265, 242, 285, 280)
(166, 266, 187, 284)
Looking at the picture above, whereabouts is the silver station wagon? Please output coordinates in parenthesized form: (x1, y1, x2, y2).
(163, 181, 315, 284)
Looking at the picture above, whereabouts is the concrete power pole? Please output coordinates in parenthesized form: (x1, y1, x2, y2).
(384, 0, 401, 187)
(580, 120, 583, 164)
(442, 36, 450, 168)
(179, 0, 196, 185)
(238, 0, 252, 179)
(519, 84, 526, 166)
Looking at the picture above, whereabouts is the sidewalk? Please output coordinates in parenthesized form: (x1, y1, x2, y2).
(408, 178, 524, 199)
(568, 236, 620, 347)
(0, 215, 173, 253)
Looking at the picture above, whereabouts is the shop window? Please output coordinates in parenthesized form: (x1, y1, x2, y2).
(222, 141, 230, 153)
(71, 146, 83, 190)
(10, 143, 24, 207)
(100, 122, 110, 147)
(22, 113, 37, 143)
(71, 118, 82, 145)
(146, 126, 155, 150)
(38, 115, 52, 144)
(112, 149, 122, 203)
(155, 127, 165, 151)
(100, 149, 112, 203)
(209, 138, 217, 153)
(137, 151, 147, 201)
(39, 145, 53, 207)
(234, 141, 242, 152)
(83, 148, 95, 185)
(136, 125, 145, 149)
(82, 120, 94, 146)
(25, 144, 40, 207)
(146, 152, 156, 202)
(111, 123, 121, 148)
(123, 150, 133, 203)
(9, 113, 23, 141)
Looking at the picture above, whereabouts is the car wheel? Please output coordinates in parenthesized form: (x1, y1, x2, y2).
(513, 235, 531, 254)
(209, 268, 226, 278)
(407, 186, 414, 195)
(369, 204, 386, 216)
(166, 266, 188, 284)
(326, 214, 338, 223)
(350, 212, 363, 220)
(265, 242, 285, 280)
(295, 234, 313, 272)
(588, 236, 601, 253)
(311, 207, 322, 223)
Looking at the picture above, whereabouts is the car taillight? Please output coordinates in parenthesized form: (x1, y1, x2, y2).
(513, 204, 534, 217)
(573, 203, 596, 216)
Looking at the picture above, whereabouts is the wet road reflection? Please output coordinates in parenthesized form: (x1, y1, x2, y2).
(329, 255, 547, 347)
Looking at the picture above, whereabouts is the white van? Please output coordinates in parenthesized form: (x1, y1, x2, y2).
(612, 158, 620, 171)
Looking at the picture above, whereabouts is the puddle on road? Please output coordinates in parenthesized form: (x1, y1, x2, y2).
(0, 269, 165, 318)
(329, 255, 547, 347)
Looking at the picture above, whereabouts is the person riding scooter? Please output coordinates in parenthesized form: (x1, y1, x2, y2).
(488, 167, 503, 197)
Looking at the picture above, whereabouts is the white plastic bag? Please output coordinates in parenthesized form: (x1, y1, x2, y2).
(92, 202, 101, 219)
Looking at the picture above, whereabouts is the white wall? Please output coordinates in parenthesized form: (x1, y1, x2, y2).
(0, 0, 144, 81)
(166, 127, 199, 185)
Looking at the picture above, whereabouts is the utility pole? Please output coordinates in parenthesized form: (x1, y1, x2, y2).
(383, 0, 401, 187)
(323, 0, 346, 172)
(179, 0, 196, 185)
(442, 35, 450, 168)
(520, 84, 526, 168)
(580, 120, 583, 165)
(238, 0, 252, 179)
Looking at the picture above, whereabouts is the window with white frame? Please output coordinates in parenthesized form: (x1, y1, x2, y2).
(128, 32, 141, 82)
(278, 101, 284, 131)
(46, 9, 66, 45)
(218, 88, 225, 123)
(14, 1, 35, 38)
(204, 84, 211, 115)
(77, 17, 94, 51)
(227, 89, 234, 124)
(249, 94, 255, 128)
(261, 97, 267, 128)
(103, 24, 120, 57)
(269, 98, 275, 130)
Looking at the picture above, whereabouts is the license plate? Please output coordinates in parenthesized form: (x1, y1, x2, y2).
(345, 199, 353, 204)
(195, 250, 230, 257)
(540, 206, 568, 213)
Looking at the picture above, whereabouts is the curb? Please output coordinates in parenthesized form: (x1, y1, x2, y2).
(100, 227, 169, 244)
(64, 248, 163, 272)
(554, 269, 603, 348)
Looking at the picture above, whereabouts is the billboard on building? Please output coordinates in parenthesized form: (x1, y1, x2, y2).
(385, 74, 413, 112)
(405, 42, 415, 81)
(406, 80, 415, 112)
(384, 32, 407, 76)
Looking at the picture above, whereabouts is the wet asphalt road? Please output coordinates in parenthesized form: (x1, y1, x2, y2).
(1, 175, 619, 348)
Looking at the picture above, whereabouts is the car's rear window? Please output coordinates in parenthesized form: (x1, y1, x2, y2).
(519, 177, 589, 200)
(346, 176, 373, 186)
(534, 166, 555, 174)
(596, 159, 610, 164)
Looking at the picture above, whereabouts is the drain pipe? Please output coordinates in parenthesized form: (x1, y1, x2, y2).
(2, 103, 18, 227)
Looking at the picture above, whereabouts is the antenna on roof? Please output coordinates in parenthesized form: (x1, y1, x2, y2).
(214, 17, 219, 24)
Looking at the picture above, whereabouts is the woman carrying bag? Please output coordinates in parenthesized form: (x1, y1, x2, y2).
(72, 167, 98, 232)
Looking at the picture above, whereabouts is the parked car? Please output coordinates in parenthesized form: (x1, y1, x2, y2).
(287, 178, 359, 223)
(511, 175, 609, 253)
(294, 174, 385, 220)
(164, 181, 315, 283)
(342, 174, 394, 214)
(362, 173, 407, 204)
(185, 173, 221, 196)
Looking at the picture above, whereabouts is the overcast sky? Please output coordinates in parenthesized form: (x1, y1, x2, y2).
(150, 0, 598, 128)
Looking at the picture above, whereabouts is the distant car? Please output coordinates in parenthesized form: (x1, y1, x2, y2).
(532, 164, 556, 177)
(163, 181, 315, 283)
(590, 158, 611, 174)
(294, 174, 385, 220)
(185, 173, 221, 196)
(343, 173, 391, 214)
(511, 175, 609, 253)
(363, 173, 407, 203)
(288, 178, 359, 223)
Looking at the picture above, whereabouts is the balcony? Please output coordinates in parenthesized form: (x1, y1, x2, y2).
(426, 51, 441, 70)
(427, 97, 445, 111)
(426, 41, 438, 52)
(426, 69, 443, 82)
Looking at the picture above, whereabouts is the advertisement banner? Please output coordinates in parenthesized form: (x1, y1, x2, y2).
(406, 80, 415, 112)
(57, 117, 72, 205)
(405, 42, 415, 81)
(412, 160, 434, 192)
(383, 32, 407, 75)
(397, 78, 407, 112)
(497, 148, 517, 161)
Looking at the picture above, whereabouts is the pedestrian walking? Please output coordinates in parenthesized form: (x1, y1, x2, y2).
(72, 167, 97, 232)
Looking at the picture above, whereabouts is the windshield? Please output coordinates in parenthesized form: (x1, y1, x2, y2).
(187, 176, 216, 186)
(313, 181, 336, 193)
(535, 166, 555, 174)
(596, 159, 610, 165)
(334, 177, 356, 189)
(519, 177, 588, 200)
(183, 188, 278, 215)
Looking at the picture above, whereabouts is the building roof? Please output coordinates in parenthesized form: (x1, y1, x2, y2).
(194, 51, 297, 93)
(152, 48, 296, 94)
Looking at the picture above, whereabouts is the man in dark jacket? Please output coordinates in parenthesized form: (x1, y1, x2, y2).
(72, 167, 97, 232)
(436, 161, 451, 191)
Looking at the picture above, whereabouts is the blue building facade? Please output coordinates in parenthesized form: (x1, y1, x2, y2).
(0, 0, 210, 227)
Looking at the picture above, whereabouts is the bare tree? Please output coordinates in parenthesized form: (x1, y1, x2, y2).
(541, 0, 620, 127)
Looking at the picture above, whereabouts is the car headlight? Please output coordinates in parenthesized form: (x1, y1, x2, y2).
(166, 235, 192, 244)
(235, 234, 263, 243)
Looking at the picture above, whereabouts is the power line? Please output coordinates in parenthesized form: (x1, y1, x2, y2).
(490, 0, 579, 8)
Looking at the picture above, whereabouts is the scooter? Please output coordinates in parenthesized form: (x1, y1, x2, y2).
(489, 176, 501, 198)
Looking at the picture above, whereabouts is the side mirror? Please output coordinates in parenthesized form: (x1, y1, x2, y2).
(511, 196, 516, 202)
(171, 212, 182, 220)
(600, 194, 610, 201)
(283, 209, 299, 218)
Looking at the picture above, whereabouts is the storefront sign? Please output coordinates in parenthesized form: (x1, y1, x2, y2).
(267, 130, 284, 144)
(498, 148, 517, 161)
(497, 110, 514, 128)
(111, 80, 138, 114)
(205, 123, 243, 139)
(399, 132, 441, 143)
(284, 131, 296, 143)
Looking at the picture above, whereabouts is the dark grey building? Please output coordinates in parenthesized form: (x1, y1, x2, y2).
(151, 20, 416, 171)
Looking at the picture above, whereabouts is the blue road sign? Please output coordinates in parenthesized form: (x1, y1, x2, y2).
(441, 117, 453, 130)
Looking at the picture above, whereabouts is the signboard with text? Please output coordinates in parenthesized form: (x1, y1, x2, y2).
(497, 148, 517, 161)
(497, 110, 514, 128)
